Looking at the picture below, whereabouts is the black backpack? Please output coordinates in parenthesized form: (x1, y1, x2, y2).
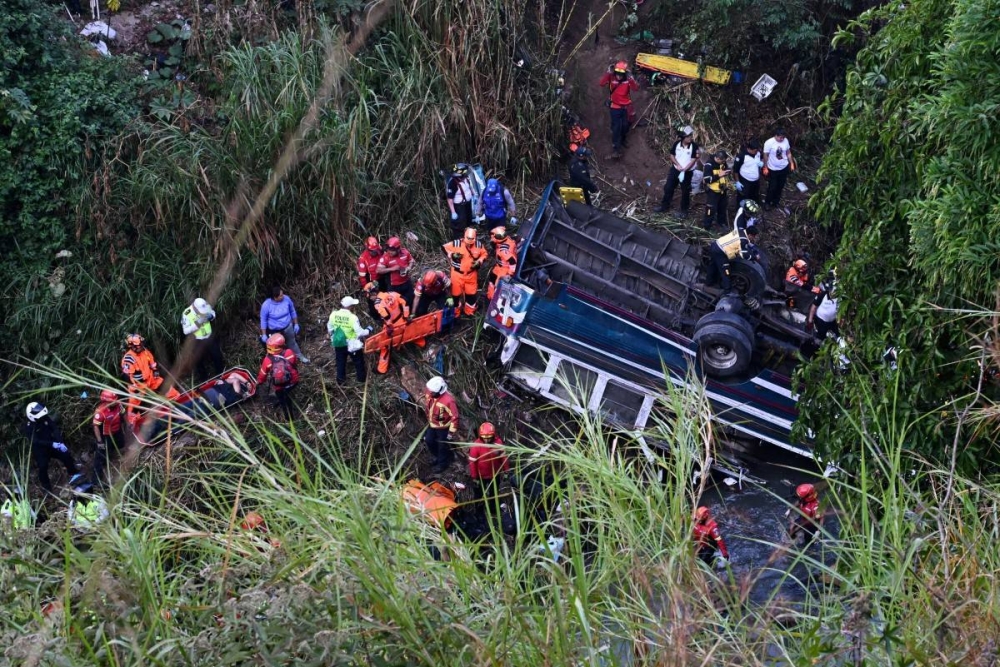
(269, 354, 292, 387)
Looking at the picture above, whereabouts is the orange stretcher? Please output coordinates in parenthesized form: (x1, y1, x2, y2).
(635, 53, 732, 86)
(402, 480, 458, 529)
(364, 308, 455, 354)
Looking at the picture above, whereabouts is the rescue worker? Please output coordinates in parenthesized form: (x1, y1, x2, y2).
(784, 259, 820, 310)
(442, 227, 488, 317)
(68, 489, 109, 528)
(92, 389, 126, 488)
(692, 506, 729, 566)
(733, 139, 764, 204)
(732, 198, 762, 232)
(376, 236, 415, 307)
(763, 129, 795, 212)
(358, 236, 388, 319)
(789, 483, 822, 544)
(1, 487, 35, 531)
(655, 126, 700, 215)
(807, 270, 839, 339)
(121, 333, 167, 390)
(487, 226, 518, 301)
(327, 296, 371, 384)
(364, 282, 420, 374)
(23, 402, 84, 494)
(702, 150, 731, 230)
(180, 297, 224, 380)
(424, 376, 459, 473)
(476, 178, 517, 229)
(255, 333, 300, 418)
(706, 225, 760, 293)
(568, 147, 599, 206)
(259, 285, 308, 364)
(446, 164, 475, 239)
(469, 422, 510, 507)
(411, 270, 453, 317)
(598, 60, 639, 158)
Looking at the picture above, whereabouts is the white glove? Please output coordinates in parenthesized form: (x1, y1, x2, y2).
(53, 442, 68, 453)
(678, 171, 686, 183)
(509, 217, 519, 226)
(735, 181, 744, 192)
(474, 215, 486, 224)
(714, 556, 729, 570)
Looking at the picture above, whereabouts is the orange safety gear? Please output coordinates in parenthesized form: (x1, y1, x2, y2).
(125, 333, 145, 349)
(490, 226, 507, 242)
(425, 389, 459, 434)
(477, 422, 495, 440)
(796, 483, 817, 501)
(99, 389, 117, 403)
(402, 480, 458, 529)
(443, 235, 488, 301)
(366, 236, 381, 251)
(363, 281, 379, 297)
(423, 270, 439, 286)
(568, 124, 591, 153)
(487, 242, 519, 300)
(386, 236, 402, 250)
(695, 506, 711, 522)
(785, 264, 821, 294)
(614, 60, 628, 73)
(372, 291, 417, 373)
(266, 333, 286, 354)
(793, 259, 808, 272)
(241, 511, 268, 532)
(414, 271, 450, 298)
(121, 347, 161, 389)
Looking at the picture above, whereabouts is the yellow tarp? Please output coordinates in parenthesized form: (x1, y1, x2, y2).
(635, 53, 732, 86)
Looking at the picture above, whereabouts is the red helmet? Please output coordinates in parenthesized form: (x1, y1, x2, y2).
(796, 483, 817, 501)
(99, 389, 117, 402)
(793, 259, 808, 273)
(266, 333, 285, 353)
(386, 236, 402, 250)
(240, 511, 268, 532)
(695, 506, 711, 522)
(478, 422, 496, 440)
(490, 226, 507, 242)
(422, 270, 439, 286)
(613, 60, 628, 74)
(463, 227, 477, 244)
(366, 236, 380, 251)
(125, 333, 144, 349)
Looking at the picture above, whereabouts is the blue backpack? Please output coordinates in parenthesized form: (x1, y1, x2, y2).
(482, 179, 506, 219)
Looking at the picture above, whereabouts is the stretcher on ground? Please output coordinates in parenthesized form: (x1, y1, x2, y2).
(133, 367, 258, 447)
(635, 53, 732, 86)
(364, 308, 456, 354)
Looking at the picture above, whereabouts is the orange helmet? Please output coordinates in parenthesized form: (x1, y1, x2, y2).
(266, 333, 285, 353)
(386, 236, 402, 250)
(613, 60, 628, 74)
(99, 389, 117, 402)
(478, 422, 496, 440)
(490, 226, 507, 242)
(422, 270, 439, 286)
(240, 511, 268, 532)
(363, 282, 379, 297)
(793, 259, 808, 273)
(796, 483, 817, 501)
(695, 506, 711, 522)
(463, 227, 477, 244)
(366, 236, 380, 251)
(125, 333, 144, 349)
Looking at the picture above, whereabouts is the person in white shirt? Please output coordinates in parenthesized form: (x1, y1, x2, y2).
(654, 126, 700, 216)
(763, 129, 794, 210)
(732, 139, 764, 203)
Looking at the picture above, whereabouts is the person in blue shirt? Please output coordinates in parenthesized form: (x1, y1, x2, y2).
(475, 178, 517, 229)
(259, 285, 309, 364)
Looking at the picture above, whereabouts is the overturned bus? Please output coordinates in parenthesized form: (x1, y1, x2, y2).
(485, 183, 815, 459)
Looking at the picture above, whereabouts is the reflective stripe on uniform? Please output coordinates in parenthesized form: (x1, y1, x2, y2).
(182, 306, 213, 339)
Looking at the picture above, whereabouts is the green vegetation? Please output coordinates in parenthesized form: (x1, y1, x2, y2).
(800, 0, 1000, 468)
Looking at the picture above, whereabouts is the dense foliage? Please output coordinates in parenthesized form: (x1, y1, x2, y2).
(799, 0, 1000, 468)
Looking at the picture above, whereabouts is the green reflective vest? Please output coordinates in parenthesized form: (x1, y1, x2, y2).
(1, 498, 34, 530)
(327, 309, 360, 348)
(182, 306, 213, 340)
(70, 498, 108, 528)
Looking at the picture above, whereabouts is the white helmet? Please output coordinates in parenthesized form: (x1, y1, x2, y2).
(26, 402, 48, 422)
(425, 376, 447, 395)
(192, 297, 210, 313)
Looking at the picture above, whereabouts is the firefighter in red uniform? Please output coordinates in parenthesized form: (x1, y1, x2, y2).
(469, 422, 510, 505)
(442, 227, 488, 317)
(487, 227, 519, 301)
(364, 283, 421, 374)
(376, 236, 415, 307)
(411, 270, 453, 317)
(597, 60, 639, 158)
(256, 333, 300, 418)
(790, 483, 822, 543)
(692, 506, 729, 565)
(357, 236, 388, 318)
(424, 376, 459, 472)
(92, 389, 126, 487)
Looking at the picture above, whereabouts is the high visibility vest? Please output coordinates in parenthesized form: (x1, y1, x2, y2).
(182, 306, 213, 340)
(69, 498, 108, 528)
(716, 231, 743, 259)
(1, 498, 35, 530)
(328, 309, 360, 347)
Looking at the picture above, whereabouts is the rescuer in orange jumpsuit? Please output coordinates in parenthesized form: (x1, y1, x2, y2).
(121, 333, 180, 399)
(692, 506, 729, 565)
(487, 226, 519, 301)
(442, 227, 488, 317)
(784, 259, 821, 310)
(364, 283, 421, 373)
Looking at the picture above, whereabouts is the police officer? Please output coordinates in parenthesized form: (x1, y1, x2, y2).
(181, 297, 224, 379)
(23, 402, 84, 494)
(568, 147, 599, 206)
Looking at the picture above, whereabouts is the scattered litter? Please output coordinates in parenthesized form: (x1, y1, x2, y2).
(317, 429, 326, 437)
(80, 391, 89, 399)
(723, 477, 738, 487)
(398, 390, 411, 401)
(750, 74, 778, 101)
(91, 40, 111, 57)
(55, 249, 73, 259)
(796, 182, 809, 193)
(453, 482, 466, 490)
(405, 231, 419, 243)
(80, 21, 116, 39)
(645, 180, 651, 187)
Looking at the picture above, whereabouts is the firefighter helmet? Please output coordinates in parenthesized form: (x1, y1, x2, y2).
(426, 376, 448, 395)
(463, 228, 477, 244)
(125, 333, 144, 349)
(99, 389, 117, 402)
(366, 236, 381, 252)
(26, 402, 48, 422)
(695, 506, 711, 522)
(793, 259, 808, 273)
(796, 483, 817, 501)
(386, 236, 402, 250)
(742, 199, 761, 216)
(266, 333, 285, 353)
(422, 270, 439, 286)
(478, 422, 496, 440)
(490, 226, 507, 242)
(613, 60, 628, 74)
(452, 163, 469, 177)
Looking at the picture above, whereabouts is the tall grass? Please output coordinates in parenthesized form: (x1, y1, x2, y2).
(4, 362, 1000, 665)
